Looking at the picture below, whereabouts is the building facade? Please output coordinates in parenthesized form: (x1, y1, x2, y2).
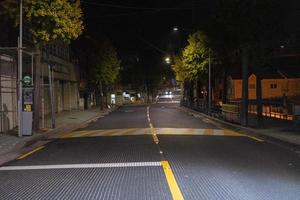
(228, 74, 300, 100)
(0, 42, 80, 133)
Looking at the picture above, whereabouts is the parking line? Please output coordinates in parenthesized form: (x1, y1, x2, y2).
(161, 161, 184, 200)
(17, 146, 45, 160)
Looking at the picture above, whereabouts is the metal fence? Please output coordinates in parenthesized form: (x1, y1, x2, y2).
(248, 102, 294, 121)
(183, 97, 298, 123)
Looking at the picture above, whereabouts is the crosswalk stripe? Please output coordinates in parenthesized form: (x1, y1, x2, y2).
(213, 129, 224, 136)
(62, 128, 244, 138)
(0, 162, 162, 171)
(203, 129, 214, 135)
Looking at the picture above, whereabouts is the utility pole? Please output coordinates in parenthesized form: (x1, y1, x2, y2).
(208, 49, 211, 114)
(18, 0, 23, 137)
(48, 64, 56, 128)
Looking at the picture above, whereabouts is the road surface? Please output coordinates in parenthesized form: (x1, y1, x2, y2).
(0, 102, 299, 200)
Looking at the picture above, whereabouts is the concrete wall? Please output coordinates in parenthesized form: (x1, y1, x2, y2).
(0, 48, 80, 132)
(0, 76, 17, 133)
(0, 56, 17, 133)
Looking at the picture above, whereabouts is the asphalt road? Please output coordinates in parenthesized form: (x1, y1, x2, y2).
(0, 102, 299, 200)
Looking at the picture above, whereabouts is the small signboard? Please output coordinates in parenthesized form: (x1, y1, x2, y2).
(23, 75, 32, 86)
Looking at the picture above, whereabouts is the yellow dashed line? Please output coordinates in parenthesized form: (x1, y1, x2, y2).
(152, 134, 159, 143)
(161, 161, 184, 200)
(17, 146, 45, 160)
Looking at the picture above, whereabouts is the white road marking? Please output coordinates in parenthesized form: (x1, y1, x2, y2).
(0, 162, 162, 171)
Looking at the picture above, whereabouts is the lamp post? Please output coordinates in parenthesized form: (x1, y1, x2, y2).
(18, 0, 23, 137)
(208, 49, 211, 114)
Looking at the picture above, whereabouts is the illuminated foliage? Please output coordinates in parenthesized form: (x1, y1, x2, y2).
(94, 41, 121, 86)
(1, 0, 84, 43)
(172, 31, 213, 81)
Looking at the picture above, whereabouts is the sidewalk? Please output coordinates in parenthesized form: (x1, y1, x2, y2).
(179, 106, 300, 147)
(0, 107, 116, 165)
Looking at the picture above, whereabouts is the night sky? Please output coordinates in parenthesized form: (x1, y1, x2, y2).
(81, 0, 214, 55)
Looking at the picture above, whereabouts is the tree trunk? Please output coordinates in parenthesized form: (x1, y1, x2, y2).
(183, 81, 188, 106)
(146, 84, 150, 103)
(240, 48, 249, 126)
(33, 45, 41, 132)
(189, 81, 194, 108)
(256, 72, 263, 126)
(105, 87, 108, 108)
(99, 81, 104, 110)
(180, 82, 184, 106)
(222, 69, 228, 104)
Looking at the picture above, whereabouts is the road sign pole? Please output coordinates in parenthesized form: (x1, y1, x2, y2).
(18, 0, 23, 137)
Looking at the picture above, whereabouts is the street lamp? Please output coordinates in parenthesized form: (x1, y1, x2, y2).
(165, 56, 171, 64)
(173, 27, 179, 32)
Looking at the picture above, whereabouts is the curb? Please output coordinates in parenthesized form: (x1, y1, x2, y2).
(177, 106, 300, 151)
(0, 107, 118, 166)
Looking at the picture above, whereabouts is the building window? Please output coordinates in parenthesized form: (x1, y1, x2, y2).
(249, 84, 255, 89)
(270, 83, 277, 89)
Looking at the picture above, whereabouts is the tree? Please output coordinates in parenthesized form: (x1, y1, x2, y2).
(209, 0, 290, 126)
(171, 31, 216, 107)
(92, 41, 121, 109)
(182, 31, 210, 80)
(171, 55, 188, 82)
(1, 0, 83, 43)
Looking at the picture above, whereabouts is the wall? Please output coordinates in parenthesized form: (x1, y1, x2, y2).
(0, 56, 17, 133)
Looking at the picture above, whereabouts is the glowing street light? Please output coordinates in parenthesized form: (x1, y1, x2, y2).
(165, 57, 171, 64)
(173, 27, 179, 32)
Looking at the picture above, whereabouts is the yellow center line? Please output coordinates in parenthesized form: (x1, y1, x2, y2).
(152, 134, 159, 144)
(17, 146, 45, 160)
(161, 161, 184, 200)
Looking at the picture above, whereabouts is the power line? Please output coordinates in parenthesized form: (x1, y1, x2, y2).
(81, 1, 192, 10)
(86, 10, 161, 18)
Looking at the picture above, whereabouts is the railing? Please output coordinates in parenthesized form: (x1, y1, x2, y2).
(183, 97, 298, 123)
(248, 103, 294, 121)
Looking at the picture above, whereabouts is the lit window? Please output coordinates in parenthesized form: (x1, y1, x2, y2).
(270, 84, 277, 89)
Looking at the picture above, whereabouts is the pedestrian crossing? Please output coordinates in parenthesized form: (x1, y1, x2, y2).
(62, 128, 242, 138)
